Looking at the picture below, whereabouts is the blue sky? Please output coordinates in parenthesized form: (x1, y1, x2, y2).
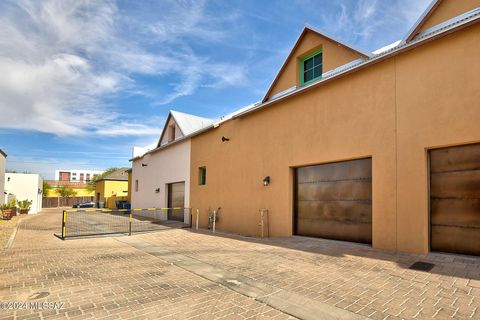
(0, 0, 430, 179)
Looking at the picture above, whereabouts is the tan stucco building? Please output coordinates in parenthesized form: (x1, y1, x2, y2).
(189, 0, 480, 255)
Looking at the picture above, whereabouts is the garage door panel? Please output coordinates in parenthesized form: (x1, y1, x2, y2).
(168, 182, 185, 221)
(297, 159, 371, 183)
(296, 217, 372, 243)
(430, 144, 480, 173)
(297, 201, 372, 224)
(297, 180, 372, 201)
(430, 143, 480, 256)
(431, 171, 480, 198)
(431, 226, 480, 256)
(431, 198, 480, 228)
(295, 158, 372, 244)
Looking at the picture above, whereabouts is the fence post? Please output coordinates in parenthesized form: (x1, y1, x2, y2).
(129, 212, 132, 236)
(61, 210, 66, 240)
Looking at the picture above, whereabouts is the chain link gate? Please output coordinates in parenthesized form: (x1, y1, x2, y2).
(55, 207, 191, 239)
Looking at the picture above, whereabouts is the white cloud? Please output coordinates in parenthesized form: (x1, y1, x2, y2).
(0, 0, 247, 137)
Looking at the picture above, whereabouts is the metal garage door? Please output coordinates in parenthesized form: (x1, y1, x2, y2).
(295, 158, 372, 244)
(167, 182, 185, 221)
(430, 144, 480, 256)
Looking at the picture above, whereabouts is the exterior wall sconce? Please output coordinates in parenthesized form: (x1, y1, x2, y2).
(221, 136, 230, 142)
(142, 163, 148, 167)
(155, 188, 160, 193)
(263, 176, 270, 186)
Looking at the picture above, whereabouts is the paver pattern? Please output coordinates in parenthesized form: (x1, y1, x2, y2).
(0, 209, 295, 319)
(0, 209, 479, 320)
(132, 230, 480, 320)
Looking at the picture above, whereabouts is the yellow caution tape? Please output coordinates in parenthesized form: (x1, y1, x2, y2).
(147, 208, 156, 211)
(133, 208, 142, 211)
(85, 209, 96, 212)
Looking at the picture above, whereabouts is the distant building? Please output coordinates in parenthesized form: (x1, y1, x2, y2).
(4, 173, 43, 213)
(43, 180, 95, 198)
(55, 169, 103, 182)
(0, 149, 6, 205)
(95, 168, 130, 209)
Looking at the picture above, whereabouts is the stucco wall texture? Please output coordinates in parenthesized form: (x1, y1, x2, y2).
(131, 140, 191, 210)
(190, 20, 480, 253)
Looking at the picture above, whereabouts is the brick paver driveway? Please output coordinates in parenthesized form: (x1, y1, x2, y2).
(1, 209, 479, 319)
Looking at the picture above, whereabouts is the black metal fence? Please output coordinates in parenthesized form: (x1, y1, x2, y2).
(55, 208, 191, 239)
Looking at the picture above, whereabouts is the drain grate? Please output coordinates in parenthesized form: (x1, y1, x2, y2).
(409, 261, 435, 271)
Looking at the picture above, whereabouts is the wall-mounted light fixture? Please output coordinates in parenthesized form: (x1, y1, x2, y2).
(221, 136, 230, 142)
(142, 163, 148, 167)
(263, 176, 270, 186)
(155, 188, 160, 193)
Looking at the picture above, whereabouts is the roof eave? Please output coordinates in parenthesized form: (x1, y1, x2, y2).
(236, 14, 479, 120)
(402, 0, 442, 44)
(130, 124, 215, 162)
(261, 26, 371, 103)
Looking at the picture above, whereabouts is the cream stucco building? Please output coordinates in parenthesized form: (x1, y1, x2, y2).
(130, 111, 213, 223)
(4, 173, 43, 213)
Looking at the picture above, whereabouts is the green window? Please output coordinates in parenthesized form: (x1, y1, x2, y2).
(301, 50, 323, 85)
(199, 167, 207, 185)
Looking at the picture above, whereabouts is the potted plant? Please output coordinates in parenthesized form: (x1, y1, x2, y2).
(17, 199, 33, 214)
(1, 199, 17, 220)
(1, 203, 11, 220)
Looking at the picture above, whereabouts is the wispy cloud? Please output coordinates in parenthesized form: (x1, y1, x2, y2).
(0, 0, 248, 137)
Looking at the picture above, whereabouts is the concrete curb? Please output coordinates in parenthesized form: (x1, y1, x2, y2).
(4, 225, 18, 250)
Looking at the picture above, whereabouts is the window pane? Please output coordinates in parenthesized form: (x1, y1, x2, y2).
(314, 53, 323, 66)
(304, 69, 314, 82)
(314, 65, 322, 78)
(304, 57, 313, 71)
(199, 167, 206, 185)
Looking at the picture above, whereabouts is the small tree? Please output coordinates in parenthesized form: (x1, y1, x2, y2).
(42, 181, 52, 197)
(86, 168, 119, 192)
(58, 186, 77, 198)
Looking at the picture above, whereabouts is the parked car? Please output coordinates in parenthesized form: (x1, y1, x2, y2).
(73, 201, 95, 208)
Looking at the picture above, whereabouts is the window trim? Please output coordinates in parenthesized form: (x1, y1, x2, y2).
(299, 49, 323, 86)
(199, 166, 207, 186)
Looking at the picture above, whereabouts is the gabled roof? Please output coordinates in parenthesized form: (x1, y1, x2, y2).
(234, 7, 480, 119)
(261, 26, 371, 103)
(157, 110, 214, 148)
(403, 0, 442, 43)
(0, 149, 6, 158)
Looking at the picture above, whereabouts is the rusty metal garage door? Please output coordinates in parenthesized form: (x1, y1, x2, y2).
(430, 144, 480, 256)
(295, 158, 372, 244)
(167, 182, 185, 221)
